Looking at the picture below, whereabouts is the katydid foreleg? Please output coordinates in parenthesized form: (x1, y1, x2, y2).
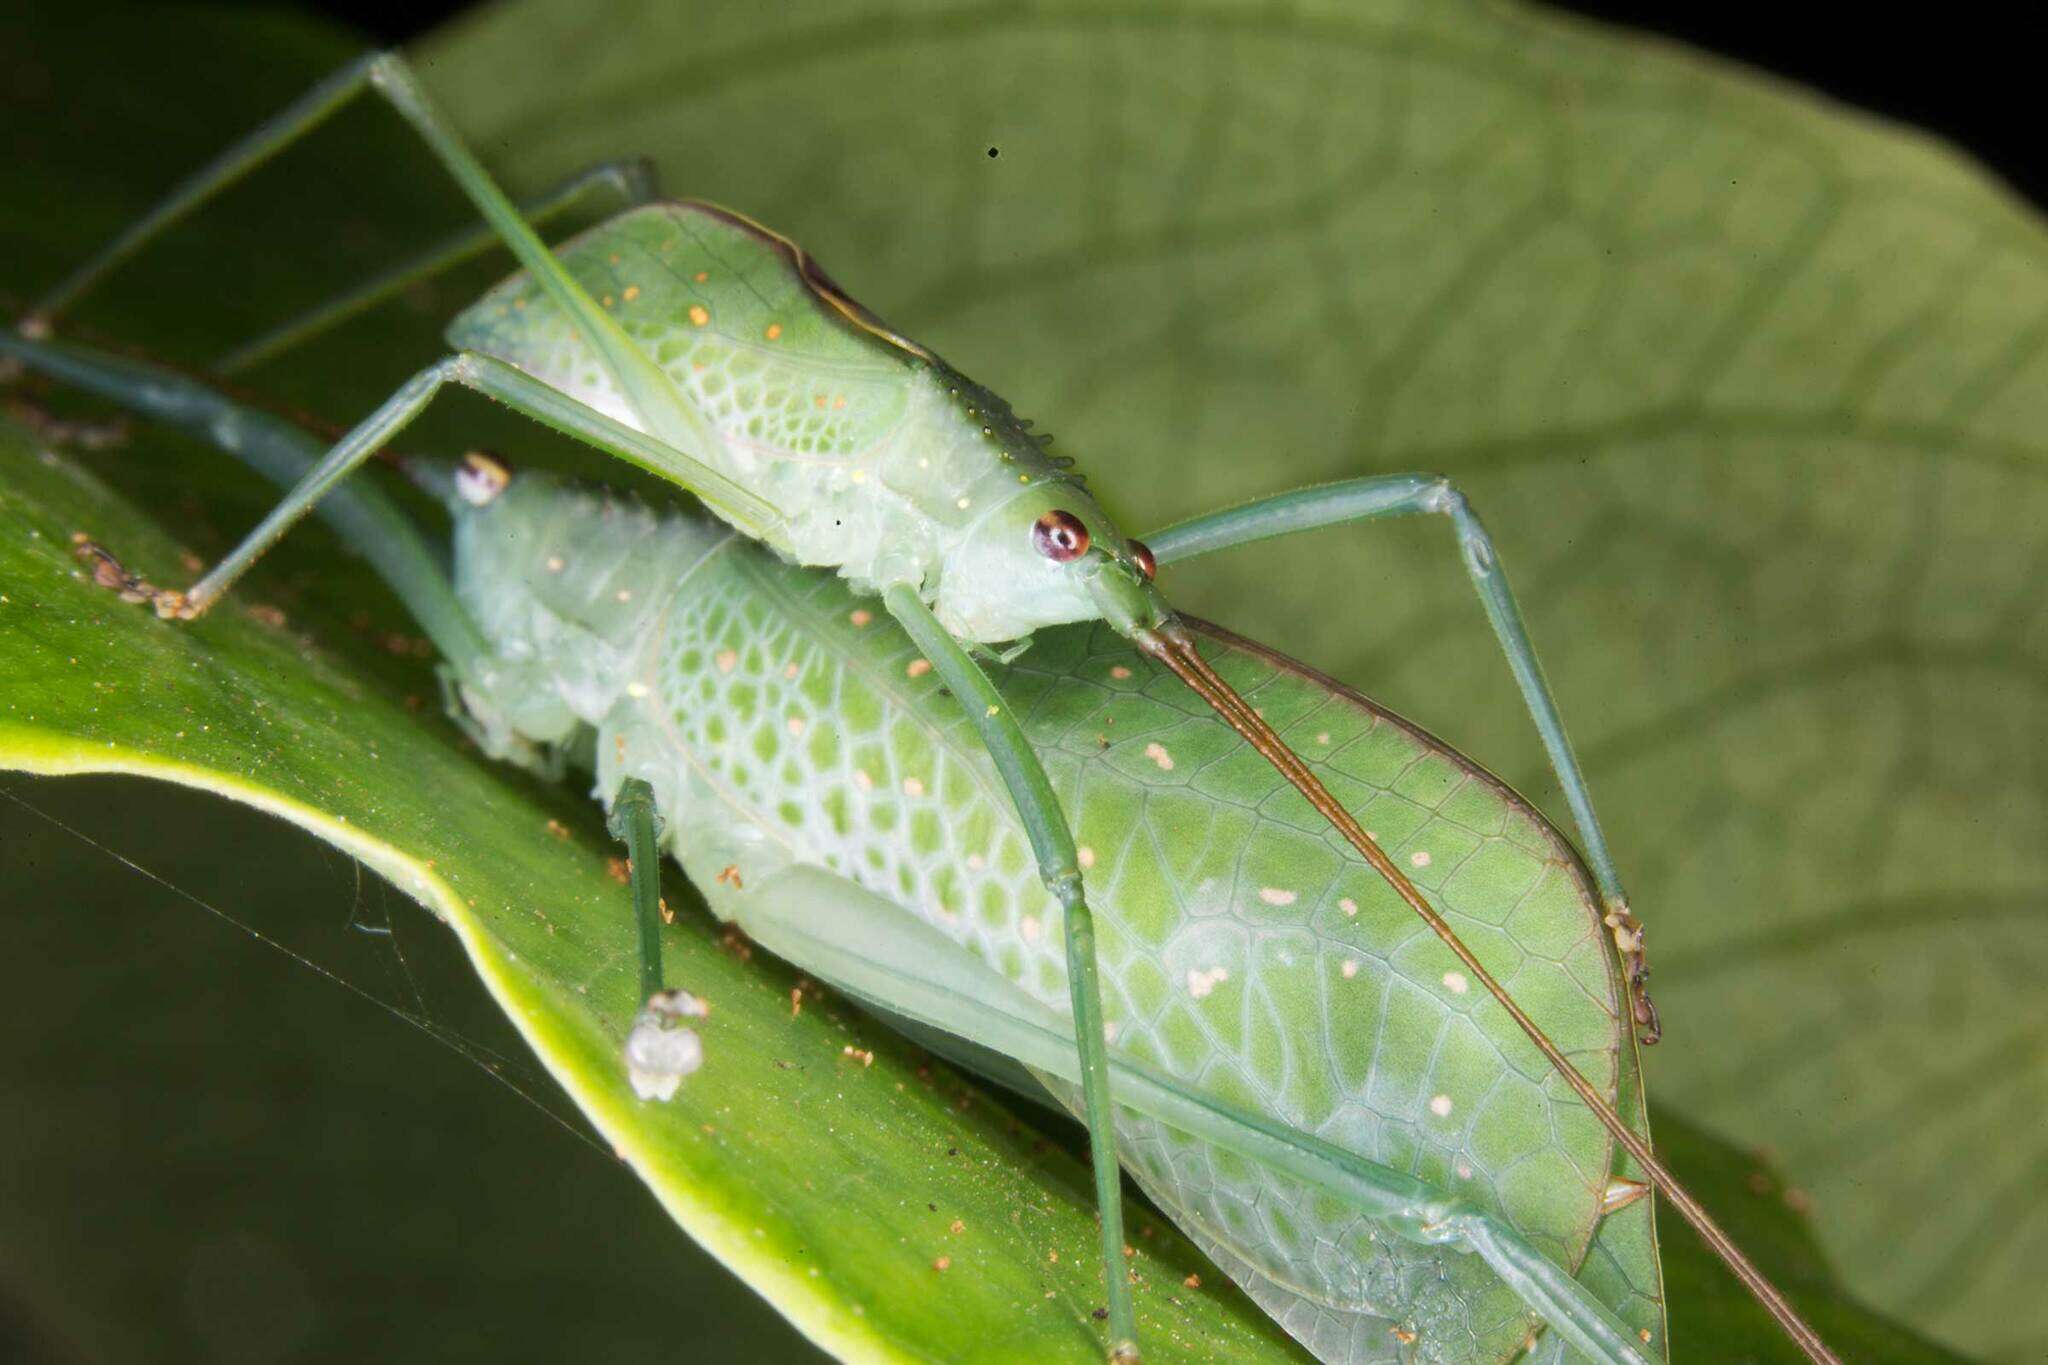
(885, 585, 1139, 1362)
(1143, 474, 1659, 1041)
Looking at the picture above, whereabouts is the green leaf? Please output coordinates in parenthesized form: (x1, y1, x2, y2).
(2, 0, 2035, 1360)
(1648, 1112, 1964, 1365)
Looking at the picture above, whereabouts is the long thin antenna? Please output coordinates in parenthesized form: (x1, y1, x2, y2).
(1139, 622, 1840, 1365)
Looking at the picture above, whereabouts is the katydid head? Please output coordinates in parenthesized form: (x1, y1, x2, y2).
(931, 482, 1164, 641)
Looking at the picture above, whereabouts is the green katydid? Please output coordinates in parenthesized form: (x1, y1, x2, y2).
(8, 50, 1836, 1365)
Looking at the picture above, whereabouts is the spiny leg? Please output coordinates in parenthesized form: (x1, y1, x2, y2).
(23, 52, 721, 461)
(609, 777, 706, 1101)
(0, 335, 776, 620)
(218, 157, 662, 374)
(1142, 474, 1658, 1042)
(883, 585, 1139, 1365)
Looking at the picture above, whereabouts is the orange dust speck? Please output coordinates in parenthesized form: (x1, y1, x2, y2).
(1391, 1327, 1418, 1345)
(689, 304, 710, 326)
(1183, 1273, 1201, 1289)
(907, 658, 932, 678)
(717, 864, 744, 889)
(932, 1257, 950, 1272)
(694, 270, 709, 283)
(622, 285, 640, 302)
(790, 987, 802, 1018)
(949, 1219, 965, 1234)
(606, 856, 630, 885)
(765, 323, 783, 340)
(850, 608, 873, 626)
(545, 819, 570, 840)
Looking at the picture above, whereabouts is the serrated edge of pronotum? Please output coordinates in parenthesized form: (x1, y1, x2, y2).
(0, 731, 916, 1365)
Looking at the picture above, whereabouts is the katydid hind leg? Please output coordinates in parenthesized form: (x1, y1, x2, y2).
(17, 51, 709, 466)
(883, 586, 1140, 1365)
(22, 54, 384, 332)
(219, 156, 663, 374)
(1140, 474, 1657, 1043)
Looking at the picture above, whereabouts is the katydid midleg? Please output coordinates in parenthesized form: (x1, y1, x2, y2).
(9, 49, 1833, 1364)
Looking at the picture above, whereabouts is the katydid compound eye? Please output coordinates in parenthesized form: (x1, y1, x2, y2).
(1128, 539, 1157, 582)
(1032, 510, 1090, 562)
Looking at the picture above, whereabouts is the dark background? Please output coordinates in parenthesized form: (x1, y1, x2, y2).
(286, 1, 2048, 213)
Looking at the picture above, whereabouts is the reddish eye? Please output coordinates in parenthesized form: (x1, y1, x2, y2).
(1032, 510, 1090, 562)
(1128, 539, 1157, 582)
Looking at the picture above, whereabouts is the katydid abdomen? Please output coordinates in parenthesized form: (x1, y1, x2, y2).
(453, 474, 1644, 1361)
